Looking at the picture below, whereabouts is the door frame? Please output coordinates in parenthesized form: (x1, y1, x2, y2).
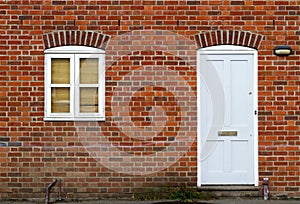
(197, 45, 258, 187)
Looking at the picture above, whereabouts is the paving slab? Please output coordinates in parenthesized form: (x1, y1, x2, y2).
(211, 198, 300, 204)
(1, 198, 300, 204)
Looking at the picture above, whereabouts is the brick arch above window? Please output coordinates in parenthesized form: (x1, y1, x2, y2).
(195, 30, 264, 50)
(43, 31, 110, 50)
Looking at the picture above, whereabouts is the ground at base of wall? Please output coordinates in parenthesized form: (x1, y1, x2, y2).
(1, 198, 300, 204)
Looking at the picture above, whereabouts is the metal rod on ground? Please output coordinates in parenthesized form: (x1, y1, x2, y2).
(57, 179, 62, 201)
(45, 178, 58, 204)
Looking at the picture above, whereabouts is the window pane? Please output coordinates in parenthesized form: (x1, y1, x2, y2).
(80, 88, 98, 113)
(51, 59, 70, 84)
(51, 87, 70, 113)
(80, 58, 98, 84)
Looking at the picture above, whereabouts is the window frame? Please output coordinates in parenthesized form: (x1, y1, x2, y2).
(44, 46, 105, 121)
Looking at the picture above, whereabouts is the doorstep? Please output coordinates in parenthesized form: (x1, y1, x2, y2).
(198, 185, 262, 198)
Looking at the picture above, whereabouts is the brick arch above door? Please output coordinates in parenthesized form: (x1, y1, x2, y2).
(195, 30, 264, 50)
(43, 30, 110, 50)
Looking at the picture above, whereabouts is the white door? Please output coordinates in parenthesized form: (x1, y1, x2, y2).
(198, 49, 257, 185)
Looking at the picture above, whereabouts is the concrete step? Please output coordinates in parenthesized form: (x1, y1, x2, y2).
(198, 185, 262, 198)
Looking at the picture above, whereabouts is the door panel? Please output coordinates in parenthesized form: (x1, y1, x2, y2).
(200, 54, 254, 185)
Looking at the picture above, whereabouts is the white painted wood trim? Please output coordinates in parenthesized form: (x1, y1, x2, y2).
(45, 54, 74, 119)
(197, 45, 258, 187)
(44, 117, 105, 121)
(198, 45, 256, 52)
(45, 46, 105, 54)
(197, 52, 201, 187)
(44, 47, 106, 121)
(74, 54, 104, 118)
(253, 51, 259, 186)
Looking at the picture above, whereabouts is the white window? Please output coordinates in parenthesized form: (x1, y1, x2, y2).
(44, 46, 105, 121)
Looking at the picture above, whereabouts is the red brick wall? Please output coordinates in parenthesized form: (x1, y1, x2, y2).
(0, 0, 300, 201)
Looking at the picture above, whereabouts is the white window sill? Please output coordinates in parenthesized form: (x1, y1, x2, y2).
(44, 117, 105, 122)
